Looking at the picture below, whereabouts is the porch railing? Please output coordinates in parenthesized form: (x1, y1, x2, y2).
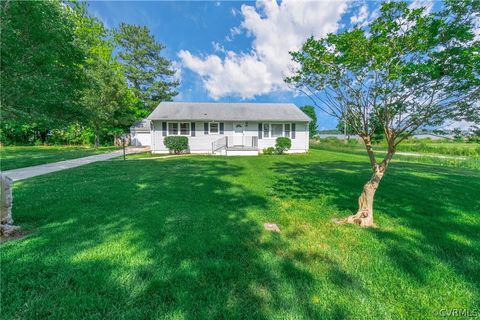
(212, 136, 227, 153)
(212, 136, 258, 153)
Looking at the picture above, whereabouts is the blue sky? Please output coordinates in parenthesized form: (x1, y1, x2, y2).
(88, 0, 435, 130)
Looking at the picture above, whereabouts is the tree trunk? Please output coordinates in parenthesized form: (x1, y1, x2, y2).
(94, 126, 100, 149)
(343, 135, 395, 227)
(345, 168, 384, 227)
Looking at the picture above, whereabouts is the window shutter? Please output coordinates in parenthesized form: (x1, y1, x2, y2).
(191, 122, 196, 136)
(220, 123, 224, 134)
(291, 123, 296, 139)
(258, 123, 262, 139)
(162, 122, 167, 136)
(204, 123, 209, 134)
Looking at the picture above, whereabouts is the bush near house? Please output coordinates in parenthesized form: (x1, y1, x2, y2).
(275, 137, 291, 154)
(262, 147, 276, 155)
(164, 136, 188, 154)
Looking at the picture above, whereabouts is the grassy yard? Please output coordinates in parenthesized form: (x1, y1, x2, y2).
(313, 138, 480, 157)
(0, 146, 119, 171)
(1, 149, 479, 319)
(311, 140, 480, 171)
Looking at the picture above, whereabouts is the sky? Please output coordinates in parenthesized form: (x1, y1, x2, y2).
(89, 0, 439, 130)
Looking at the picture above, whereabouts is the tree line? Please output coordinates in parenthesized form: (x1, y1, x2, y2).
(1, 0, 178, 146)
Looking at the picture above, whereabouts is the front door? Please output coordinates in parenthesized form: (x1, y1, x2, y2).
(233, 122, 244, 145)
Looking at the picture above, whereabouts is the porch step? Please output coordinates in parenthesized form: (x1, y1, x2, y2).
(225, 146, 259, 156)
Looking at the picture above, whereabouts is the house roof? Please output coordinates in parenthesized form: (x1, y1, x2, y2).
(130, 119, 150, 132)
(146, 102, 311, 122)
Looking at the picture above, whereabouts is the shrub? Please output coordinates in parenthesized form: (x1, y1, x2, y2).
(164, 136, 189, 154)
(275, 137, 291, 154)
(263, 147, 276, 155)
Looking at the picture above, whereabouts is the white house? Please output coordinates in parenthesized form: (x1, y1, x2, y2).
(146, 102, 311, 156)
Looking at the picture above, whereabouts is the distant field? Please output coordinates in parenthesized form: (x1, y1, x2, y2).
(311, 139, 480, 170)
(395, 141, 480, 157)
(0, 146, 119, 171)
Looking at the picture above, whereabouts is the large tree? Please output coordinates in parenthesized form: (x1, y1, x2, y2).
(300, 105, 318, 138)
(115, 23, 178, 113)
(286, 1, 479, 227)
(1, 0, 87, 131)
(73, 5, 138, 147)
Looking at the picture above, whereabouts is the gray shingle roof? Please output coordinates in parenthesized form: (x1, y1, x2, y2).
(147, 102, 310, 122)
(130, 119, 150, 132)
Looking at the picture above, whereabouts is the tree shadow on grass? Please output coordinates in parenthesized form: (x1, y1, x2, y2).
(270, 159, 480, 291)
(1, 158, 355, 319)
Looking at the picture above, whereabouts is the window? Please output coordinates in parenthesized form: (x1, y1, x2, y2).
(180, 122, 190, 135)
(209, 122, 219, 134)
(168, 122, 190, 136)
(168, 123, 178, 135)
(263, 123, 269, 138)
(271, 124, 283, 138)
(284, 123, 290, 138)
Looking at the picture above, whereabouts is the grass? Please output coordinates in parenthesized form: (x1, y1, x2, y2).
(1, 149, 479, 319)
(311, 140, 480, 170)
(312, 138, 480, 157)
(0, 145, 119, 171)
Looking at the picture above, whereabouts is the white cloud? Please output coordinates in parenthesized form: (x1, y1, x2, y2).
(474, 15, 480, 41)
(170, 60, 182, 83)
(211, 41, 225, 53)
(350, 3, 368, 26)
(408, 0, 434, 15)
(442, 120, 475, 131)
(179, 0, 348, 99)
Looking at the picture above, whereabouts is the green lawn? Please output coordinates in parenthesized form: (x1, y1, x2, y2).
(311, 141, 480, 170)
(312, 138, 480, 157)
(0, 146, 119, 171)
(1, 149, 479, 319)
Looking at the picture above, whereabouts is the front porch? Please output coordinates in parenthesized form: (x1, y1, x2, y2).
(212, 136, 259, 156)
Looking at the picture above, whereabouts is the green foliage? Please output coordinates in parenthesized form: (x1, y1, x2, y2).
(275, 137, 292, 154)
(262, 147, 276, 155)
(47, 124, 94, 146)
(0, 1, 162, 146)
(468, 127, 480, 143)
(164, 136, 188, 154)
(72, 5, 139, 146)
(115, 23, 179, 112)
(335, 119, 356, 136)
(1, 0, 87, 125)
(299, 105, 318, 138)
(286, 1, 479, 165)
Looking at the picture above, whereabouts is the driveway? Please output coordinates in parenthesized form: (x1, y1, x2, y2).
(3, 147, 149, 181)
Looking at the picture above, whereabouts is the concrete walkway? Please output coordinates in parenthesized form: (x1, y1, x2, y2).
(3, 147, 149, 181)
